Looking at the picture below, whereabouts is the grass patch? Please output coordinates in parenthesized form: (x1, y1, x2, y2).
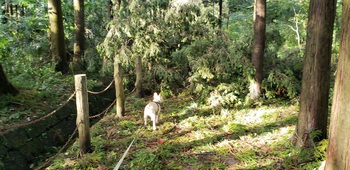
(44, 92, 325, 169)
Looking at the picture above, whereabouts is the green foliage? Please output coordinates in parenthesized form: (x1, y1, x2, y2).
(314, 139, 328, 160)
(222, 122, 247, 134)
(0, 0, 337, 101)
(258, 0, 308, 99)
(178, 30, 255, 106)
(1, 13, 50, 76)
(262, 53, 303, 99)
(244, 1, 303, 100)
(227, 0, 253, 13)
(130, 149, 163, 169)
(0, 0, 112, 125)
(0, 73, 73, 125)
(1, 0, 109, 79)
(97, 0, 311, 106)
(99, 1, 234, 93)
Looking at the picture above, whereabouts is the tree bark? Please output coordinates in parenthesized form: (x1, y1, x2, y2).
(2, 2, 8, 24)
(108, 0, 113, 20)
(293, 0, 336, 148)
(48, 0, 69, 74)
(0, 63, 19, 96)
(250, 0, 266, 99)
(73, 0, 85, 70)
(114, 57, 125, 118)
(8, 4, 13, 17)
(135, 55, 143, 98)
(218, 0, 223, 29)
(325, 0, 350, 168)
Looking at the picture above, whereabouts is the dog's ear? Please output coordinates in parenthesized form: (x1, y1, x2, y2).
(154, 92, 158, 97)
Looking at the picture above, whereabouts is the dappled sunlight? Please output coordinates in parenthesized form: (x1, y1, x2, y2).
(233, 105, 298, 125)
(215, 125, 296, 168)
(217, 125, 294, 147)
(46, 93, 309, 169)
(220, 109, 235, 119)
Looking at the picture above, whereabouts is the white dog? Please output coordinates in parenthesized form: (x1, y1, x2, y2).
(144, 92, 162, 131)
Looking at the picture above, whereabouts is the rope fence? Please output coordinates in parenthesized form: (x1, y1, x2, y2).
(88, 79, 114, 94)
(2, 75, 117, 169)
(0, 78, 115, 135)
(35, 97, 116, 170)
(34, 127, 78, 170)
(0, 91, 76, 135)
(90, 98, 116, 119)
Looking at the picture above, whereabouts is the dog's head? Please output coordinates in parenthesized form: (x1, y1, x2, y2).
(153, 92, 162, 103)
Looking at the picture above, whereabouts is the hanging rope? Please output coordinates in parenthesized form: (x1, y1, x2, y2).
(0, 91, 77, 135)
(34, 127, 78, 170)
(88, 79, 114, 94)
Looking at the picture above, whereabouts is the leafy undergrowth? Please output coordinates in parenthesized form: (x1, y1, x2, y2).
(0, 75, 73, 129)
(0, 73, 107, 130)
(44, 92, 326, 170)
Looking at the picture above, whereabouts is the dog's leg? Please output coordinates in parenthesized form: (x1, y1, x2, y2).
(150, 113, 156, 131)
(156, 108, 160, 123)
(152, 118, 156, 131)
(144, 113, 148, 126)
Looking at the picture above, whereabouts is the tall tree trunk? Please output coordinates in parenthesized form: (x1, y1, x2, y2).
(293, 0, 336, 148)
(250, 0, 266, 99)
(0, 63, 19, 96)
(20, 5, 25, 16)
(108, 0, 113, 20)
(114, 57, 125, 118)
(101, 0, 115, 73)
(2, 2, 8, 24)
(73, 0, 85, 71)
(15, 4, 18, 17)
(218, 0, 222, 29)
(48, 0, 68, 74)
(135, 55, 143, 98)
(8, 4, 13, 17)
(325, 0, 350, 168)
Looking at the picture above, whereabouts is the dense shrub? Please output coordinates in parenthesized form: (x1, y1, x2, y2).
(2, 0, 338, 108)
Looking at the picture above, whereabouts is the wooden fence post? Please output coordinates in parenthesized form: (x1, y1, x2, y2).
(74, 74, 91, 154)
(114, 59, 125, 118)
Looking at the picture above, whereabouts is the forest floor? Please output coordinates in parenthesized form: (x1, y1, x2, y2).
(0, 76, 74, 130)
(43, 90, 326, 170)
